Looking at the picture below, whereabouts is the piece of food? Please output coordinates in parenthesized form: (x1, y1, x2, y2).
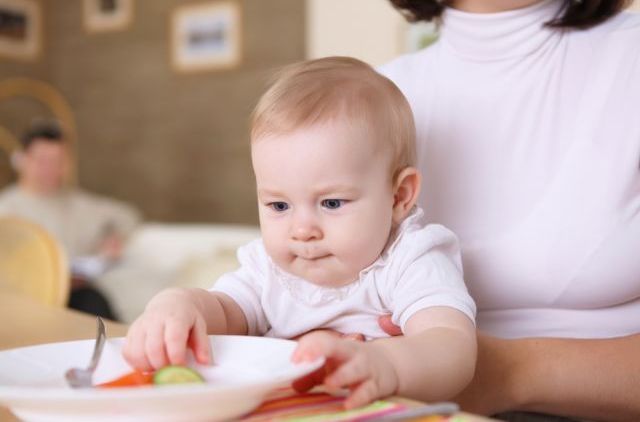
(95, 365, 205, 388)
(153, 365, 205, 385)
(97, 369, 154, 388)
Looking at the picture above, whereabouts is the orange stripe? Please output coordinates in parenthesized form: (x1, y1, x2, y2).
(253, 393, 343, 413)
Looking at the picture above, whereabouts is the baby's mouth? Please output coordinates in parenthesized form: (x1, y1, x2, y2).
(296, 253, 331, 261)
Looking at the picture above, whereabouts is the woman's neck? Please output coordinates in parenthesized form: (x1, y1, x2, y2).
(451, 0, 545, 13)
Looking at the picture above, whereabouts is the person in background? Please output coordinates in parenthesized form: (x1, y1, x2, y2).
(0, 120, 140, 320)
(373, 0, 640, 420)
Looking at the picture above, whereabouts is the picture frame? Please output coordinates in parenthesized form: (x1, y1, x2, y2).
(83, 0, 133, 33)
(0, 0, 42, 62)
(170, 1, 242, 73)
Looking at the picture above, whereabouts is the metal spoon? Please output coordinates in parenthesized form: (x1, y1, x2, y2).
(65, 316, 106, 388)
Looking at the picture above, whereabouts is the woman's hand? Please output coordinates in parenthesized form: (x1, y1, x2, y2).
(292, 331, 399, 409)
(123, 288, 211, 371)
(378, 315, 402, 336)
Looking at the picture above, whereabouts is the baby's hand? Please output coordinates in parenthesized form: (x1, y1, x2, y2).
(292, 332, 399, 409)
(123, 288, 211, 371)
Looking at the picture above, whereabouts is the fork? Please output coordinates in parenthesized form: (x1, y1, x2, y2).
(65, 316, 106, 388)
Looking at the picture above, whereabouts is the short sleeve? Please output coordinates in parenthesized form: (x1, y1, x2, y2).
(384, 225, 477, 331)
(210, 239, 270, 336)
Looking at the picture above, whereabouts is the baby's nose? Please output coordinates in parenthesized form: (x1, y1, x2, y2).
(291, 224, 322, 241)
(290, 213, 322, 241)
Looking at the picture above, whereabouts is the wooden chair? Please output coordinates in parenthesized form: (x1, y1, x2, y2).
(0, 217, 70, 307)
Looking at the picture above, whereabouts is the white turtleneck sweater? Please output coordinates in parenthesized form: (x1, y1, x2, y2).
(380, 0, 640, 339)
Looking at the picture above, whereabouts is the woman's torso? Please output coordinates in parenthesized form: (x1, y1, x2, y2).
(380, 1, 640, 338)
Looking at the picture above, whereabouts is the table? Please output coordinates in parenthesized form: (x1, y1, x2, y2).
(0, 289, 128, 350)
(0, 289, 128, 421)
(0, 289, 492, 421)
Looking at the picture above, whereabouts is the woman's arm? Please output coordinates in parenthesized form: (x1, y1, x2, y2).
(456, 333, 640, 421)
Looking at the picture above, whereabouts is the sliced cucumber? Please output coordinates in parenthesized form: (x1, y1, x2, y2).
(153, 365, 205, 385)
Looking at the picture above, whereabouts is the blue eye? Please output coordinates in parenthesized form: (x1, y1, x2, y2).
(269, 202, 289, 212)
(321, 199, 344, 210)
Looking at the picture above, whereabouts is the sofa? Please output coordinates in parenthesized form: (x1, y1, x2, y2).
(94, 223, 261, 323)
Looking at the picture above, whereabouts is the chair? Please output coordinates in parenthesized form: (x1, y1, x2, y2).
(0, 217, 70, 307)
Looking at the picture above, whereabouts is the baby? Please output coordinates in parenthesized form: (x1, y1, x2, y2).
(124, 57, 477, 408)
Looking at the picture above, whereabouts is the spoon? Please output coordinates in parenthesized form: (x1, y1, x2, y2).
(65, 316, 106, 388)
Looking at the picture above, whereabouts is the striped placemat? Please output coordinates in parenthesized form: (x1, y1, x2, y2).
(242, 389, 455, 421)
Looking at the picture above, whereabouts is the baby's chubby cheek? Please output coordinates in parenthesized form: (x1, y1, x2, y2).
(267, 245, 294, 266)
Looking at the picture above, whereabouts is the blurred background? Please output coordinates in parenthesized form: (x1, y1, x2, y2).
(0, 0, 436, 224)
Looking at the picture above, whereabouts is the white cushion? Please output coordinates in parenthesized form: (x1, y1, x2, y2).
(94, 223, 260, 323)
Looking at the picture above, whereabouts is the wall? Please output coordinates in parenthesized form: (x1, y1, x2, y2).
(0, 0, 52, 187)
(306, 0, 407, 66)
(0, 0, 305, 224)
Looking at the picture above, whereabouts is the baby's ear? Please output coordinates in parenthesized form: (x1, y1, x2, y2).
(392, 167, 421, 225)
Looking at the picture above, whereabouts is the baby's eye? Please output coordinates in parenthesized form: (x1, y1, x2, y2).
(268, 202, 289, 212)
(321, 199, 344, 210)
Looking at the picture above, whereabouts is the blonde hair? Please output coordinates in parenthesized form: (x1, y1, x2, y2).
(251, 56, 416, 180)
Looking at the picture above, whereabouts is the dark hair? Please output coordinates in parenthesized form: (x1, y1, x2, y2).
(389, 0, 631, 29)
(21, 120, 64, 150)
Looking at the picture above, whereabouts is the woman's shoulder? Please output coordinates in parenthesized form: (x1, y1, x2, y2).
(378, 46, 436, 74)
(565, 11, 640, 78)
(579, 10, 640, 47)
(600, 9, 640, 32)
(377, 45, 440, 91)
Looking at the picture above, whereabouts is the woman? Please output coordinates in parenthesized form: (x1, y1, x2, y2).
(377, 0, 640, 419)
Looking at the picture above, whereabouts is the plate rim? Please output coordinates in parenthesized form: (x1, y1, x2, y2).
(0, 335, 324, 401)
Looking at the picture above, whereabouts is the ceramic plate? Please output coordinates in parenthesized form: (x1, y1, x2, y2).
(0, 335, 323, 422)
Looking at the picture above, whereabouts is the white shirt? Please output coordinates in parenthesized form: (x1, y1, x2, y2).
(212, 208, 476, 339)
(379, 0, 640, 339)
(0, 185, 140, 258)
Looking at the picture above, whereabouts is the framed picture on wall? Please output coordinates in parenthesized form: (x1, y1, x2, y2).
(83, 0, 133, 33)
(170, 1, 242, 73)
(0, 0, 41, 61)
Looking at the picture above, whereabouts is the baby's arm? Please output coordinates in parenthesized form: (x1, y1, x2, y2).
(373, 226, 476, 400)
(294, 306, 475, 408)
(123, 287, 247, 371)
(374, 306, 476, 401)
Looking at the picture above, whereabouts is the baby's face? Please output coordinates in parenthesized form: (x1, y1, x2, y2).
(252, 120, 395, 288)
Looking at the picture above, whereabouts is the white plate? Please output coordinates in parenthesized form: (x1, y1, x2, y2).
(0, 335, 324, 422)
